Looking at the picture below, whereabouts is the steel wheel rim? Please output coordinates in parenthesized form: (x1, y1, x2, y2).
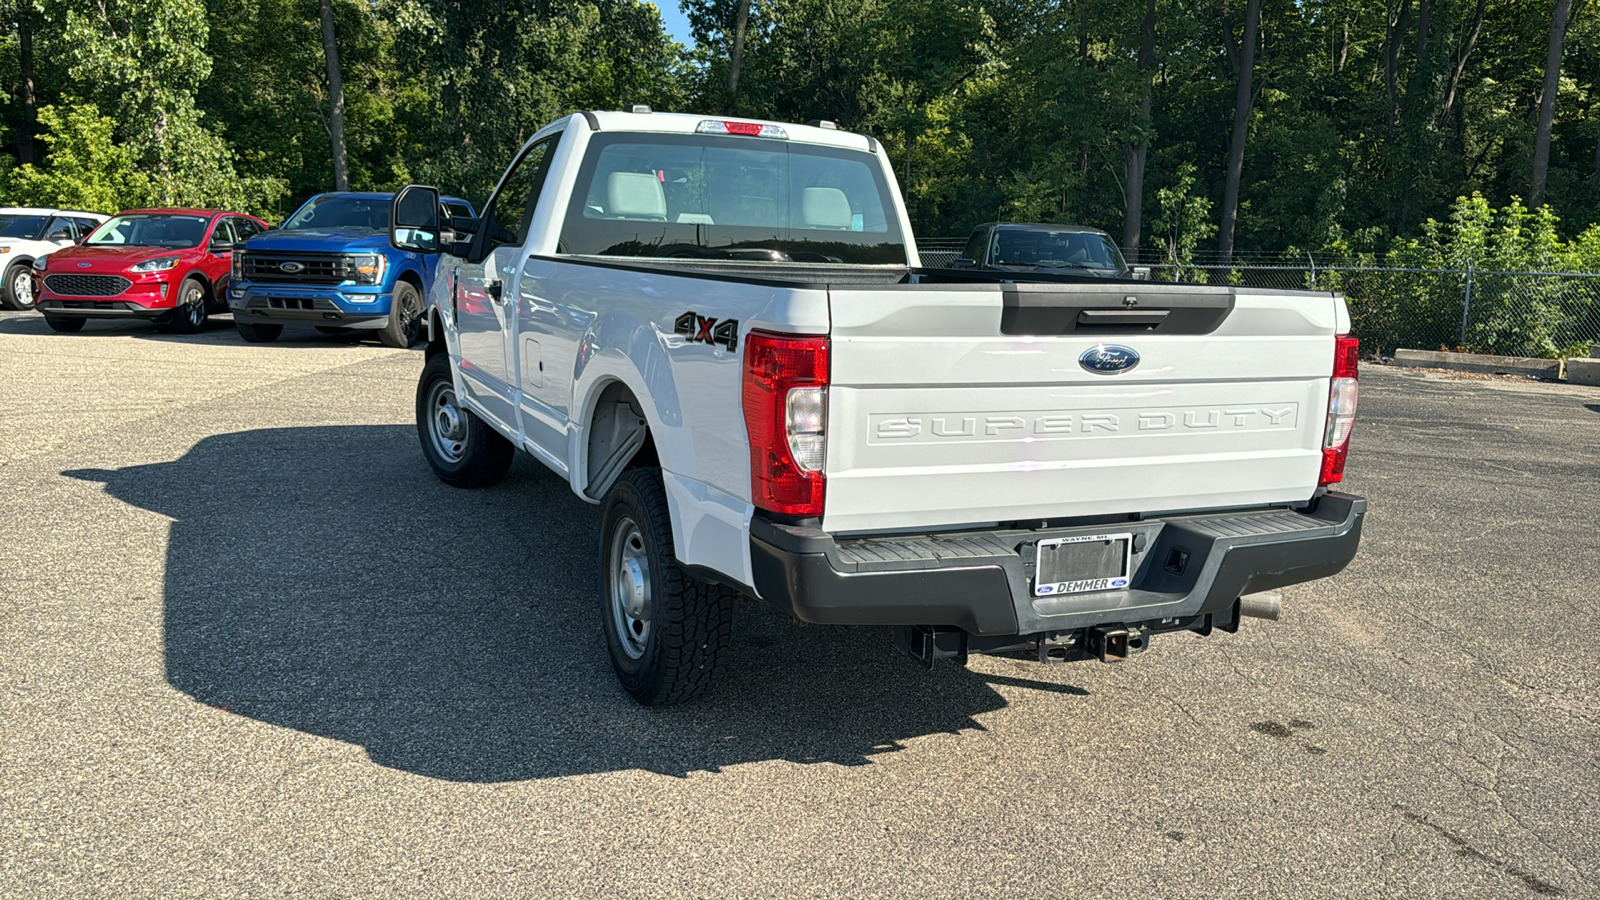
(609, 516, 652, 660)
(13, 270, 33, 308)
(426, 378, 468, 463)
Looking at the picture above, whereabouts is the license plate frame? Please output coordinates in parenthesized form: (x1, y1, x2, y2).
(1033, 533, 1133, 597)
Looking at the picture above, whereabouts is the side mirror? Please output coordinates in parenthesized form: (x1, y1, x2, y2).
(211, 240, 234, 253)
(950, 257, 976, 268)
(1131, 266, 1151, 281)
(390, 184, 443, 253)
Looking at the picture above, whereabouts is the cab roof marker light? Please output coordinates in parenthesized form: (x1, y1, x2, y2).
(696, 120, 789, 139)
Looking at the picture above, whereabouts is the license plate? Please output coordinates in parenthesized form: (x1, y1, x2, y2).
(1033, 533, 1133, 596)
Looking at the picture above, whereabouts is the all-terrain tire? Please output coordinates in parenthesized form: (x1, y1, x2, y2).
(43, 314, 85, 333)
(379, 281, 424, 349)
(234, 321, 282, 343)
(599, 467, 736, 706)
(415, 352, 514, 487)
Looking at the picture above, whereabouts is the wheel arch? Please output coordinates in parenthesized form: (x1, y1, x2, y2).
(394, 265, 426, 295)
(579, 378, 660, 501)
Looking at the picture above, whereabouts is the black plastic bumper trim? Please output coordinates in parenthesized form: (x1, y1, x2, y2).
(750, 493, 1365, 636)
(36, 300, 166, 319)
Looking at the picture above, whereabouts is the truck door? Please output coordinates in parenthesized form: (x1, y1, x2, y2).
(454, 138, 558, 432)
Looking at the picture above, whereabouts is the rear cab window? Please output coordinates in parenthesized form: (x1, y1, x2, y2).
(558, 133, 908, 266)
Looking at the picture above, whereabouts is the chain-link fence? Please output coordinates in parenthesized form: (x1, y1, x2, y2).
(912, 239, 1600, 359)
(1138, 264, 1600, 359)
(916, 237, 968, 269)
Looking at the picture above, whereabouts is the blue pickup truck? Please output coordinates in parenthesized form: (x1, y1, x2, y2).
(228, 191, 473, 347)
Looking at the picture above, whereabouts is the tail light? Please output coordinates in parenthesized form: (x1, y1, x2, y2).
(1319, 334, 1359, 485)
(743, 331, 829, 516)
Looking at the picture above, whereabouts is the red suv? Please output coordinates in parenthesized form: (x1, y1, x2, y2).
(32, 209, 270, 334)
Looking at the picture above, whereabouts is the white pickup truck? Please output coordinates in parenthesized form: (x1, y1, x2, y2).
(387, 109, 1365, 706)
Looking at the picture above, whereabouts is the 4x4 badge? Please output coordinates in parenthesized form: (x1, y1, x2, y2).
(674, 311, 738, 352)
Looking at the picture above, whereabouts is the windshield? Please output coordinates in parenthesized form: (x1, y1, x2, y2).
(86, 214, 211, 249)
(282, 195, 389, 232)
(0, 215, 50, 240)
(992, 229, 1127, 272)
(560, 133, 907, 265)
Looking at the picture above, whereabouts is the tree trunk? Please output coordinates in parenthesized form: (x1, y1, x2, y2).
(1384, 0, 1412, 127)
(726, 0, 752, 112)
(320, 0, 350, 191)
(1217, 0, 1261, 265)
(1531, 0, 1575, 203)
(17, 6, 36, 165)
(1122, 0, 1158, 256)
(1437, 0, 1487, 128)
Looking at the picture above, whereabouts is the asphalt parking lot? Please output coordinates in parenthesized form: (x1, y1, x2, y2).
(2, 310, 1598, 898)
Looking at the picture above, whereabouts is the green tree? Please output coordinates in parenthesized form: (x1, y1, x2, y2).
(4, 103, 150, 212)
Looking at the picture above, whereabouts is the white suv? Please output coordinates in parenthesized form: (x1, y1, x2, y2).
(0, 207, 109, 310)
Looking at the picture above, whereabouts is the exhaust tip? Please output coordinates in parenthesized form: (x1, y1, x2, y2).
(1239, 591, 1283, 621)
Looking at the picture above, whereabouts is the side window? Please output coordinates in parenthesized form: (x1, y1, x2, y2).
(73, 218, 101, 239)
(231, 219, 255, 243)
(212, 219, 239, 249)
(962, 228, 988, 264)
(45, 218, 75, 241)
(487, 138, 557, 248)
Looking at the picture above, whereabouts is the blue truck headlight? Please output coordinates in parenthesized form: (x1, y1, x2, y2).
(345, 254, 386, 285)
(232, 250, 244, 283)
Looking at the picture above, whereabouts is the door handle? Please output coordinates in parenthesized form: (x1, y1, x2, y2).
(488, 281, 503, 302)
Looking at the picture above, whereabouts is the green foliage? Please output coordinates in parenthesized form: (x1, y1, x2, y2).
(1151, 162, 1215, 268)
(1, 0, 1599, 262)
(4, 104, 149, 212)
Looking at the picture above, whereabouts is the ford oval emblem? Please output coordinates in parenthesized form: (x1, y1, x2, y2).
(1079, 344, 1140, 375)
(77, 262, 92, 268)
(279, 261, 305, 274)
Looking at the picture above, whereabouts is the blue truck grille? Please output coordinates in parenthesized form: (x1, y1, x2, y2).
(243, 252, 354, 286)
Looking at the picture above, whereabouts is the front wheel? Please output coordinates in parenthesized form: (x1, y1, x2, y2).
(600, 468, 736, 706)
(379, 282, 423, 349)
(234, 321, 282, 343)
(158, 278, 209, 334)
(43, 315, 85, 333)
(415, 352, 513, 487)
(2, 263, 36, 310)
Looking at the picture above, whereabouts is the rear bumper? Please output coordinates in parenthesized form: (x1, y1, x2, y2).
(749, 492, 1365, 637)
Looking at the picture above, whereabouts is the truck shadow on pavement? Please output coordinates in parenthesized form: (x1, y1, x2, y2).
(64, 426, 1062, 782)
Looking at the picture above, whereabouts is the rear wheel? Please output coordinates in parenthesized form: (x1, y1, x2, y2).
(379, 281, 423, 349)
(159, 278, 209, 334)
(234, 321, 282, 343)
(600, 467, 736, 706)
(2, 263, 36, 310)
(415, 352, 513, 487)
(43, 315, 85, 333)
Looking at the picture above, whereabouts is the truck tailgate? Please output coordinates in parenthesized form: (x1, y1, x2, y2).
(822, 284, 1342, 534)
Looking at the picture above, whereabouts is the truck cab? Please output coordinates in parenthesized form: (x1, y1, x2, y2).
(227, 191, 473, 347)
